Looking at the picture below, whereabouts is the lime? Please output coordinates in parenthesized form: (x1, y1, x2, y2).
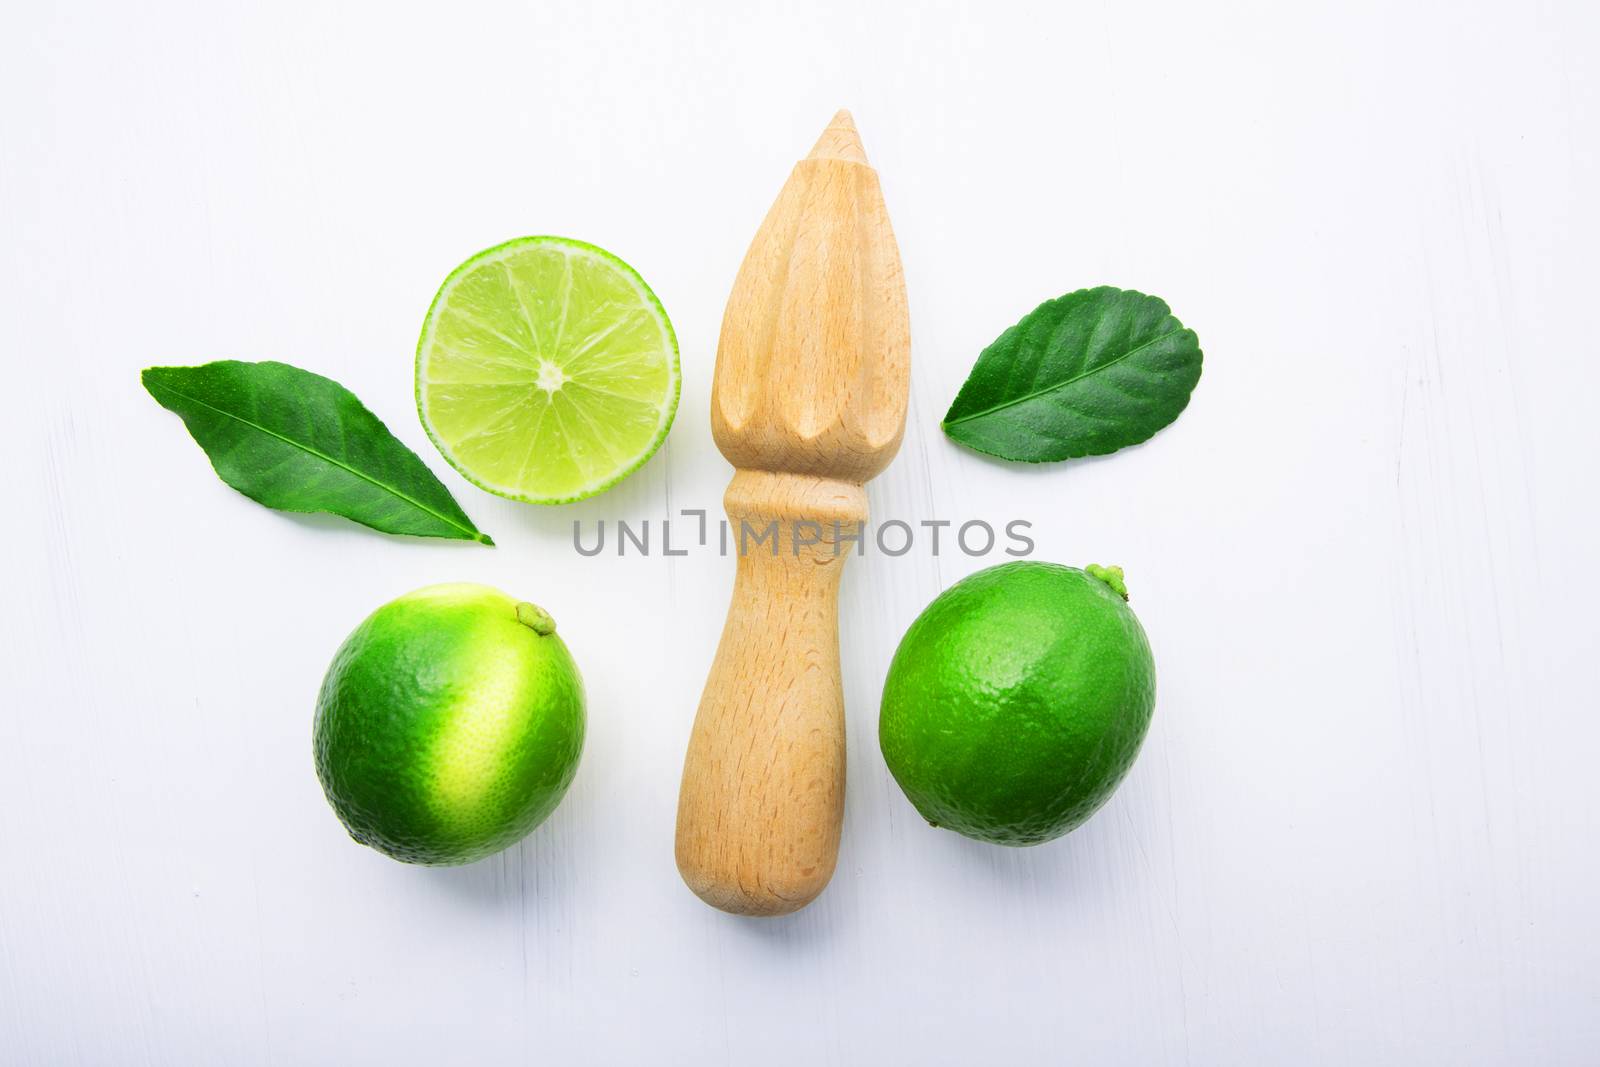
(313, 583, 585, 865)
(878, 561, 1155, 846)
(416, 236, 680, 504)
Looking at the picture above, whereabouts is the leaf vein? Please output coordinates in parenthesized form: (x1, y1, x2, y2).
(148, 381, 477, 539)
(945, 327, 1188, 427)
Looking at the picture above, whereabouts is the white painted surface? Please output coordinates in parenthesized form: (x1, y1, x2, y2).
(2, 1, 1596, 1063)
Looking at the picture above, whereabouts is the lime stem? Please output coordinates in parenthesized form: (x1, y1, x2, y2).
(1085, 564, 1129, 600)
(516, 602, 557, 635)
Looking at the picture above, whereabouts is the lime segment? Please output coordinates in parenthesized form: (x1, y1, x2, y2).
(416, 237, 680, 504)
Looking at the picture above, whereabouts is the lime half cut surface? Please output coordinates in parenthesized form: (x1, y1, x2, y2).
(417, 237, 680, 504)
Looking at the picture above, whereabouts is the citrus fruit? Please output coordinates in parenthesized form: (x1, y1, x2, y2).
(313, 583, 585, 865)
(878, 561, 1155, 846)
(416, 236, 680, 504)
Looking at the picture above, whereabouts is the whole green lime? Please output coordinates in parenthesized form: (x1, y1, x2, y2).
(313, 583, 585, 865)
(879, 562, 1155, 846)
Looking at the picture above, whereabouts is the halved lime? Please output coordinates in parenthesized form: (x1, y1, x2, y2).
(416, 237, 680, 504)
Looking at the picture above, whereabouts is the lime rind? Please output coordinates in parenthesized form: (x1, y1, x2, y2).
(415, 236, 681, 505)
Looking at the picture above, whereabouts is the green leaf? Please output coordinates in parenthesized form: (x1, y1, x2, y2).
(941, 287, 1202, 463)
(142, 360, 493, 544)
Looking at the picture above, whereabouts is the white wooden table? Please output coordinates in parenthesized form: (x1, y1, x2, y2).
(3, 1, 1595, 1062)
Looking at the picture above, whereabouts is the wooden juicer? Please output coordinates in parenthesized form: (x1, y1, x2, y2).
(675, 110, 910, 915)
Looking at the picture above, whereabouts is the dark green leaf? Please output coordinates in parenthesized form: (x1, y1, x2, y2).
(142, 360, 493, 544)
(942, 287, 1202, 462)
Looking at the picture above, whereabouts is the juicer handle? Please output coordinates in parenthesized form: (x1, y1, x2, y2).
(675, 471, 865, 916)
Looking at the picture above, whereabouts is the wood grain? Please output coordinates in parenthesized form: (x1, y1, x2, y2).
(675, 111, 910, 914)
